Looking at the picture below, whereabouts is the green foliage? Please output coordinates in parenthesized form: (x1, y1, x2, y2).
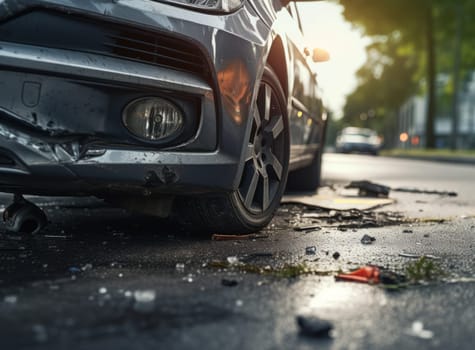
(338, 0, 475, 146)
(405, 256, 446, 283)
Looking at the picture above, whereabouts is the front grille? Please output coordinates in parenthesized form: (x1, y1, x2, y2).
(0, 10, 210, 80)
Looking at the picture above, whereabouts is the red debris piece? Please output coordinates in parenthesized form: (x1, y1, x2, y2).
(335, 266, 380, 284)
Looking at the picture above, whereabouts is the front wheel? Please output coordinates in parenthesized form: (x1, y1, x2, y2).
(176, 65, 290, 234)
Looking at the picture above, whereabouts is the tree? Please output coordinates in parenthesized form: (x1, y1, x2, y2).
(338, 0, 437, 147)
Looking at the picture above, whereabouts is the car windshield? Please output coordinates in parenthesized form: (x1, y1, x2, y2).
(342, 128, 375, 138)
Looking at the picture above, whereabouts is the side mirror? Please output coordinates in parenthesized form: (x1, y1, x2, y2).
(313, 48, 330, 63)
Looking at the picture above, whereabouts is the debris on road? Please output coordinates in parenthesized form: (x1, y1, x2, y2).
(43, 234, 71, 239)
(211, 233, 269, 241)
(208, 260, 334, 278)
(175, 263, 185, 272)
(393, 187, 457, 197)
(336, 266, 380, 284)
(336, 266, 406, 285)
(221, 278, 238, 287)
(402, 229, 413, 233)
(226, 256, 240, 265)
(296, 315, 333, 337)
(305, 246, 317, 255)
(406, 321, 434, 340)
(299, 208, 406, 229)
(399, 252, 441, 260)
(345, 180, 390, 198)
(345, 180, 458, 198)
(332, 252, 340, 260)
(282, 186, 395, 211)
(294, 225, 322, 232)
(361, 234, 376, 245)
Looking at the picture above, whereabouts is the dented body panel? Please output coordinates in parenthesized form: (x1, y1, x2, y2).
(0, 0, 325, 200)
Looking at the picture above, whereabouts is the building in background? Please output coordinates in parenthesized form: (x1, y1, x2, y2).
(397, 72, 475, 149)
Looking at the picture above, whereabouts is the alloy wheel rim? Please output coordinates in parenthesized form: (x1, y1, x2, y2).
(238, 82, 286, 214)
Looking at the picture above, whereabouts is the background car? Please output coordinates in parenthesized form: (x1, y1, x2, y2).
(335, 127, 382, 155)
(0, 0, 327, 234)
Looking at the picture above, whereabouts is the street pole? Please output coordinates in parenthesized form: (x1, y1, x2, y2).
(425, 0, 436, 149)
(450, 3, 463, 150)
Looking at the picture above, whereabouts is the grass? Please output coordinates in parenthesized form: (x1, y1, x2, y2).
(381, 148, 475, 159)
(405, 256, 446, 283)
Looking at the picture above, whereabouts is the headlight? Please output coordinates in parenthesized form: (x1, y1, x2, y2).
(158, 0, 244, 13)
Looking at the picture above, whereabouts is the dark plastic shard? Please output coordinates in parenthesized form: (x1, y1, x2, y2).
(345, 180, 390, 198)
(297, 315, 333, 337)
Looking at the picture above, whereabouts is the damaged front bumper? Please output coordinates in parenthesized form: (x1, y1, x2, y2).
(0, 0, 266, 197)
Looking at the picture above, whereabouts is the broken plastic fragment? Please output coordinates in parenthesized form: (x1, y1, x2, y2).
(175, 263, 185, 272)
(345, 180, 390, 198)
(81, 263, 93, 271)
(294, 225, 322, 232)
(305, 246, 317, 255)
(399, 252, 440, 260)
(360, 234, 376, 245)
(221, 279, 238, 287)
(211, 233, 268, 241)
(336, 266, 406, 285)
(296, 315, 333, 337)
(336, 266, 380, 284)
(406, 321, 434, 339)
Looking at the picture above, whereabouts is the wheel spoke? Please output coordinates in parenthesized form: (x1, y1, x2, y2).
(253, 108, 261, 129)
(245, 143, 254, 161)
(268, 151, 283, 180)
(244, 169, 260, 208)
(263, 84, 272, 121)
(265, 114, 284, 139)
(262, 173, 270, 211)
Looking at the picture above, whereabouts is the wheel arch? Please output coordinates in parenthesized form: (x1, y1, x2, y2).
(265, 36, 289, 99)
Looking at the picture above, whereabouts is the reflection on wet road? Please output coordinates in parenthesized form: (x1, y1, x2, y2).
(1, 154, 475, 350)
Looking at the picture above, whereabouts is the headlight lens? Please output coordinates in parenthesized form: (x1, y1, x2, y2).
(123, 97, 184, 141)
(158, 0, 244, 12)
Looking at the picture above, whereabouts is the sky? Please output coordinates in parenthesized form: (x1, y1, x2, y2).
(296, 1, 370, 118)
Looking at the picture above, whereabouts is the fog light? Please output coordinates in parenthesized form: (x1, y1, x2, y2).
(123, 97, 184, 141)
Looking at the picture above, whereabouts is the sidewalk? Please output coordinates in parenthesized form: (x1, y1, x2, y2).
(380, 149, 475, 165)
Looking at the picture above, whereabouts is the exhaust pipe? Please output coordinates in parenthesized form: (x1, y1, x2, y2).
(3, 195, 47, 234)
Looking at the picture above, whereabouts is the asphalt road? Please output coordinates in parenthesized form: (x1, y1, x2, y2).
(1, 154, 474, 350)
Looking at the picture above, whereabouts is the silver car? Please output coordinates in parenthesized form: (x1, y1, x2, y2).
(336, 127, 381, 155)
(0, 0, 327, 234)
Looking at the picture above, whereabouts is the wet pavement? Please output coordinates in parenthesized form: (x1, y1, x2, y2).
(1, 154, 475, 350)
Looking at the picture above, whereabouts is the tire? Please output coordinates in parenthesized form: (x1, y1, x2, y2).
(175, 65, 290, 234)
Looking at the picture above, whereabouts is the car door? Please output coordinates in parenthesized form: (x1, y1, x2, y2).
(285, 3, 324, 170)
